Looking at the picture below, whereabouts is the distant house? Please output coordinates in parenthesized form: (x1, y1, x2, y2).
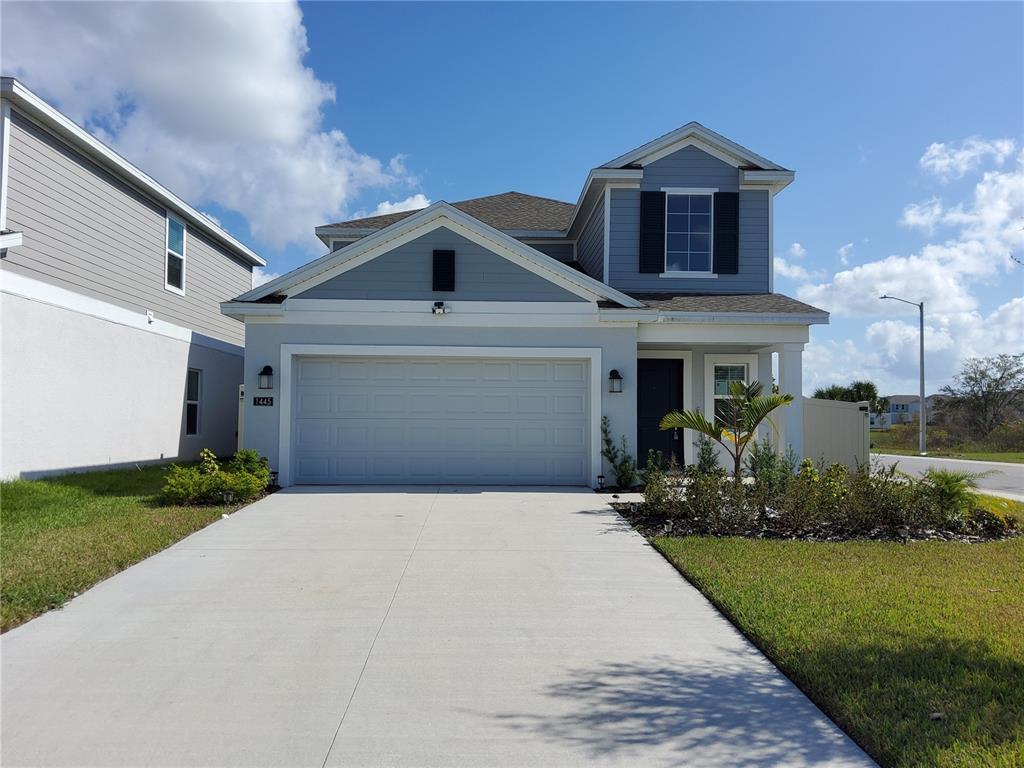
(1, 78, 266, 478)
(870, 394, 946, 428)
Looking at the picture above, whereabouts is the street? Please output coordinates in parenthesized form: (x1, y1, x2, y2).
(872, 454, 1024, 500)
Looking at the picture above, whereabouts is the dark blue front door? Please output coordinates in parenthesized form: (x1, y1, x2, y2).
(637, 358, 685, 468)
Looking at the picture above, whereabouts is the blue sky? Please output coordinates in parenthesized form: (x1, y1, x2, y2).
(3, 1, 1021, 394)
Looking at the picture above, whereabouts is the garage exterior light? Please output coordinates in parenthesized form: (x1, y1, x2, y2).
(258, 365, 274, 390)
(608, 369, 623, 393)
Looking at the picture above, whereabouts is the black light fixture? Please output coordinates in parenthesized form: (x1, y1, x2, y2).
(608, 369, 623, 393)
(597, 474, 606, 490)
(258, 365, 274, 390)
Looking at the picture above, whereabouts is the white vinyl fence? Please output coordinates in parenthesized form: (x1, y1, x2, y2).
(803, 397, 870, 469)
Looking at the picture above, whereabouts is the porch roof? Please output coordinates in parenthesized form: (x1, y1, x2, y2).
(602, 292, 827, 317)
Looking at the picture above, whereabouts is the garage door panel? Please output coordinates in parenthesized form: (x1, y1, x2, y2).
(293, 355, 590, 485)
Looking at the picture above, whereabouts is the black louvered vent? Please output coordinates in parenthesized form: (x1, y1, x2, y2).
(713, 192, 739, 274)
(433, 250, 455, 291)
(639, 191, 666, 273)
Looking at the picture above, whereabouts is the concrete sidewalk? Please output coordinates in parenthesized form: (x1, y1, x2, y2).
(2, 487, 873, 767)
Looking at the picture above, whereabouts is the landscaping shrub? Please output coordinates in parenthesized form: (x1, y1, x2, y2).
(987, 420, 1024, 451)
(600, 416, 637, 489)
(693, 435, 722, 476)
(160, 450, 270, 506)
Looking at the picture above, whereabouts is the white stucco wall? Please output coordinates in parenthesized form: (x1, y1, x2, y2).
(240, 322, 640, 485)
(1, 293, 242, 478)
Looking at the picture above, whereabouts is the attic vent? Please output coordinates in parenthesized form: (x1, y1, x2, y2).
(433, 250, 455, 292)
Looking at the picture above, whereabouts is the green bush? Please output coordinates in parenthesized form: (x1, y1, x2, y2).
(693, 435, 722, 476)
(600, 416, 637, 489)
(159, 450, 270, 506)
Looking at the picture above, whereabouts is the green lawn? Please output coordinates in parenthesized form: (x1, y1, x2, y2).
(653, 535, 1024, 768)
(872, 447, 1024, 464)
(1, 465, 239, 632)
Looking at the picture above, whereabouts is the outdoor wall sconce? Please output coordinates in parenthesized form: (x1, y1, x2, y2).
(258, 365, 274, 390)
(608, 369, 623, 393)
(269, 470, 279, 488)
(597, 474, 606, 490)
(432, 301, 451, 315)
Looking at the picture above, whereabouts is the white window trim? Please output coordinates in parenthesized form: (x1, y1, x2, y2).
(165, 213, 187, 296)
(662, 187, 716, 277)
(185, 368, 201, 436)
(703, 354, 759, 423)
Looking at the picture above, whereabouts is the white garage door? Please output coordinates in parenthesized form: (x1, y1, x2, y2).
(291, 356, 590, 485)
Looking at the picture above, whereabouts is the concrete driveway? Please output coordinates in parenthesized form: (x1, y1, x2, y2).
(2, 488, 872, 767)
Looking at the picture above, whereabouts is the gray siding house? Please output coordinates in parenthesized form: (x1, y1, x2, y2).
(0, 78, 265, 478)
(224, 122, 827, 487)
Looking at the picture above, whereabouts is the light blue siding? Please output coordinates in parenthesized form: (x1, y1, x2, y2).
(577, 200, 604, 280)
(296, 227, 585, 302)
(606, 145, 769, 293)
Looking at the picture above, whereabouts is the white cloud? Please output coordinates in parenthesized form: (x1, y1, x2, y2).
(920, 137, 1016, 181)
(799, 145, 1024, 392)
(837, 242, 854, 265)
(252, 268, 283, 288)
(774, 257, 821, 282)
(1, 2, 420, 251)
(789, 242, 807, 259)
(369, 194, 431, 217)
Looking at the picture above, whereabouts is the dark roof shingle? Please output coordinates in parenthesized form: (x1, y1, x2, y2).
(604, 293, 827, 315)
(322, 191, 575, 232)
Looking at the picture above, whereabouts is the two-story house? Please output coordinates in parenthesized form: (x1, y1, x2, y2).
(223, 123, 828, 487)
(0, 78, 265, 478)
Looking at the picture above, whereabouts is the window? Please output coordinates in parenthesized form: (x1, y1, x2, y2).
(665, 193, 713, 273)
(185, 369, 201, 435)
(713, 364, 747, 423)
(165, 214, 186, 294)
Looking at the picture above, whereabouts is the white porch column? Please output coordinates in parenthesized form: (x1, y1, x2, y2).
(777, 343, 805, 459)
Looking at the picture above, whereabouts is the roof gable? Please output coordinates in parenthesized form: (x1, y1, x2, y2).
(601, 121, 787, 171)
(238, 202, 644, 307)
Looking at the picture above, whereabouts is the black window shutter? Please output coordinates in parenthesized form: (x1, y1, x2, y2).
(713, 192, 739, 274)
(639, 191, 666, 273)
(432, 250, 455, 291)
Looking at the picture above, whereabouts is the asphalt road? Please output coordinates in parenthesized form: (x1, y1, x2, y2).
(872, 453, 1024, 500)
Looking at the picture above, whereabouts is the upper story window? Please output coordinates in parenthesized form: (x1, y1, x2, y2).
(665, 192, 713, 274)
(165, 214, 186, 294)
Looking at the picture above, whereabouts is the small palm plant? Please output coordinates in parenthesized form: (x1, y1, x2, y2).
(920, 468, 995, 517)
(659, 381, 794, 483)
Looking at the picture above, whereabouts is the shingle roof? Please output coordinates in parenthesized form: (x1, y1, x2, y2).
(604, 293, 828, 315)
(323, 192, 575, 232)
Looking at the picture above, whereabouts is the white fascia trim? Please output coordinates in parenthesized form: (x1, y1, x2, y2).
(0, 102, 11, 230)
(602, 122, 785, 172)
(276, 344, 603, 488)
(566, 168, 643, 234)
(602, 187, 611, 284)
(284, 299, 595, 314)
(2, 269, 243, 356)
(654, 310, 828, 325)
(741, 169, 795, 192)
(767, 189, 775, 293)
(240, 202, 644, 308)
(503, 229, 568, 238)
(0, 231, 23, 249)
(637, 322, 811, 346)
(0, 78, 265, 267)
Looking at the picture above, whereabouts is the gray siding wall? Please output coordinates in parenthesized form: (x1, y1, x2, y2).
(521, 241, 574, 262)
(576, 198, 604, 281)
(296, 226, 584, 302)
(607, 146, 769, 293)
(2, 109, 252, 345)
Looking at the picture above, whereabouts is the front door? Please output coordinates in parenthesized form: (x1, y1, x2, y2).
(637, 358, 685, 468)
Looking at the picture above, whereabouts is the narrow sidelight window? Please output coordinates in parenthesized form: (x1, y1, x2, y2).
(185, 368, 201, 435)
(433, 249, 455, 292)
(165, 214, 186, 294)
(713, 364, 747, 422)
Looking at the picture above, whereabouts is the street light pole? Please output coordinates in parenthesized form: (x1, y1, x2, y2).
(880, 294, 926, 455)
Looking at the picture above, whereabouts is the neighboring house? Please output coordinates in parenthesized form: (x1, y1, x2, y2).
(871, 394, 943, 428)
(0, 78, 265, 478)
(223, 122, 828, 487)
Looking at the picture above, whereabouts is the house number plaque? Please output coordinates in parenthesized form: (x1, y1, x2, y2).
(253, 396, 274, 406)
